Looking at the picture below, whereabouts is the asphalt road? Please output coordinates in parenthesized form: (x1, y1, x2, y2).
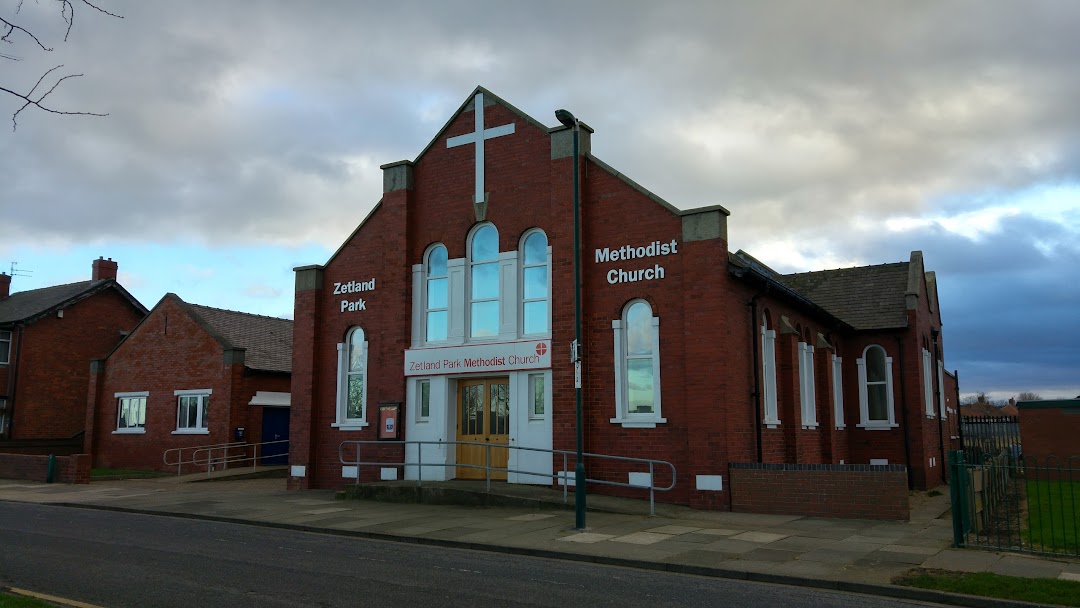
(0, 502, 944, 608)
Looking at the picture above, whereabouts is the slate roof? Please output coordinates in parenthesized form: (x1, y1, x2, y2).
(0, 280, 146, 325)
(775, 262, 911, 331)
(185, 302, 293, 373)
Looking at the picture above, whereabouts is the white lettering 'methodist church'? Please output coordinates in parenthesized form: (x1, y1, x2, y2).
(287, 87, 957, 511)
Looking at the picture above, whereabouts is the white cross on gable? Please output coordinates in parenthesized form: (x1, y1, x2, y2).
(446, 92, 515, 205)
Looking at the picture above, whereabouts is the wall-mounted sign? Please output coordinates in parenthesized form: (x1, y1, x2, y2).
(378, 402, 401, 440)
(405, 339, 551, 376)
(594, 239, 678, 285)
(334, 278, 376, 313)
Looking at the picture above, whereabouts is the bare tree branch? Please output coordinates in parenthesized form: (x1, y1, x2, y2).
(1, 65, 107, 130)
(1, 0, 122, 128)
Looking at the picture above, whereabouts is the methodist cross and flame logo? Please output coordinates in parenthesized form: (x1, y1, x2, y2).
(535, 343, 548, 356)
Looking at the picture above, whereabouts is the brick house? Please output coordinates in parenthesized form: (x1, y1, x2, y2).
(86, 293, 292, 472)
(0, 258, 146, 445)
(287, 87, 956, 512)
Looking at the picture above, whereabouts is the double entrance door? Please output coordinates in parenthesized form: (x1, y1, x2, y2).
(456, 377, 510, 480)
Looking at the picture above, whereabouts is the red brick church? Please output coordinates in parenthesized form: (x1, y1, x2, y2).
(287, 87, 957, 511)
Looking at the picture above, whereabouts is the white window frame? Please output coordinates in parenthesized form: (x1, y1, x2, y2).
(424, 244, 449, 343)
(923, 347, 935, 419)
(416, 379, 431, 422)
(857, 345, 898, 429)
(519, 229, 551, 337)
(333, 327, 369, 429)
(172, 389, 211, 435)
(528, 373, 546, 420)
(113, 391, 148, 434)
(799, 342, 818, 429)
(938, 359, 947, 419)
(832, 355, 845, 429)
(0, 330, 10, 365)
(611, 300, 665, 428)
(761, 321, 779, 427)
(467, 222, 500, 341)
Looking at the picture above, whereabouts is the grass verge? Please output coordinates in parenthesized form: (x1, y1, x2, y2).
(894, 568, 1080, 607)
(0, 591, 59, 608)
(1027, 478, 1080, 553)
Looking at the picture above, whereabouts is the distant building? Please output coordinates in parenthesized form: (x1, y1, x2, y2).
(287, 87, 958, 512)
(0, 258, 146, 445)
(87, 294, 292, 472)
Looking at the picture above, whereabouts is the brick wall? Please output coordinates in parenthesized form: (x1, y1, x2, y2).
(9, 287, 144, 440)
(730, 462, 909, 520)
(1019, 400, 1080, 463)
(0, 453, 90, 483)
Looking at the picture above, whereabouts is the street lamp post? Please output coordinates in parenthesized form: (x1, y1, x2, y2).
(555, 108, 586, 530)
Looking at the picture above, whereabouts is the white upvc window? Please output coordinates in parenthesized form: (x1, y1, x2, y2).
(173, 389, 211, 434)
(857, 345, 898, 429)
(114, 391, 148, 434)
(832, 355, 845, 429)
(468, 223, 500, 339)
(0, 330, 10, 365)
(520, 230, 550, 336)
(333, 327, 368, 429)
(416, 379, 431, 422)
(425, 245, 449, 342)
(529, 373, 546, 420)
(922, 348, 935, 418)
(761, 321, 779, 427)
(611, 300, 665, 428)
(0, 397, 7, 434)
(938, 359, 947, 418)
(799, 342, 818, 429)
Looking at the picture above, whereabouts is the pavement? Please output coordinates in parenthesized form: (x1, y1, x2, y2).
(2, 475, 1079, 607)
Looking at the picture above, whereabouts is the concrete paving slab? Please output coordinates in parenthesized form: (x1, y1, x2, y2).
(766, 535, 836, 552)
(670, 533, 721, 544)
(505, 513, 557, 521)
(919, 548, 1001, 572)
(863, 550, 930, 565)
(556, 532, 614, 544)
(773, 559, 848, 580)
(694, 528, 743, 536)
(698, 539, 760, 554)
(827, 540, 887, 553)
(644, 525, 701, 535)
(302, 507, 351, 515)
(740, 548, 801, 563)
(798, 548, 871, 565)
(878, 544, 940, 556)
(730, 531, 788, 543)
(989, 554, 1067, 579)
(1059, 572, 1080, 582)
(611, 532, 672, 545)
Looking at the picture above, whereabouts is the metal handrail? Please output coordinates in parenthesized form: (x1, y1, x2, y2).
(338, 440, 676, 516)
(162, 439, 290, 477)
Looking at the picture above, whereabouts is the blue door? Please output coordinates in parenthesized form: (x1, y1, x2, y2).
(261, 407, 290, 465)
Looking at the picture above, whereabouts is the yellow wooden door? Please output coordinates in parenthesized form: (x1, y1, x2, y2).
(456, 377, 510, 480)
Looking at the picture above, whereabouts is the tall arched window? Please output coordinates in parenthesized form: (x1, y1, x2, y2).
(425, 245, 448, 342)
(335, 327, 368, 428)
(858, 344, 896, 429)
(611, 300, 665, 427)
(761, 315, 779, 426)
(469, 224, 499, 338)
(521, 230, 549, 335)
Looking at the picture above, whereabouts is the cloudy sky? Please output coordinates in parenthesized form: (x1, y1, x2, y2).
(2, 1, 1078, 400)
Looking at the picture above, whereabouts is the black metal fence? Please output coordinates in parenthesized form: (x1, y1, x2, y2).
(949, 450, 1080, 557)
(959, 415, 1021, 462)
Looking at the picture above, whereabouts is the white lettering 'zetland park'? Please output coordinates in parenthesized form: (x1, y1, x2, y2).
(595, 239, 678, 285)
(334, 277, 376, 313)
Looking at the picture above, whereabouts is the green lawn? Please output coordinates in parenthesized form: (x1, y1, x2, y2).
(0, 591, 58, 608)
(895, 569, 1080, 607)
(1027, 478, 1080, 553)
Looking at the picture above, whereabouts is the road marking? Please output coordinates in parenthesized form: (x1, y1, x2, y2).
(8, 587, 106, 608)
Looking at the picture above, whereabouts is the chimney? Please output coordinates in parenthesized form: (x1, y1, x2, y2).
(0, 272, 9, 299)
(92, 257, 118, 282)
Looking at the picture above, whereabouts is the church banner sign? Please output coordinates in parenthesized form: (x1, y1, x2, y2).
(405, 339, 551, 376)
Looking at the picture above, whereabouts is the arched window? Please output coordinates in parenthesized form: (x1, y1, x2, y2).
(469, 224, 499, 338)
(858, 344, 896, 429)
(611, 300, 665, 427)
(761, 315, 779, 426)
(335, 327, 368, 428)
(521, 230, 549, 335)
(922, 340, 935, 418)
(425, 245, 448, 342)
